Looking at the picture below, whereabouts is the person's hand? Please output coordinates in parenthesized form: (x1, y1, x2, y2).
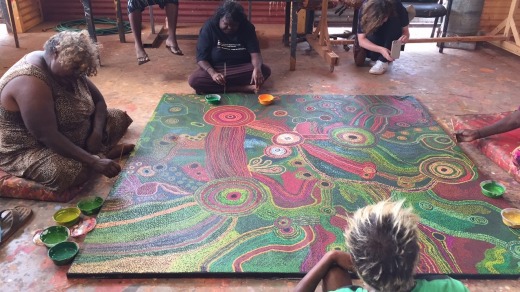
(250, 68, 264, 89)
(91, 157, 121, 178)
(454, 129, 480, 142)
(379, 47, 394, 62)
(399, 33, 410, 44)
(211, 72, 226, 86)
(86, 131, 103, 154)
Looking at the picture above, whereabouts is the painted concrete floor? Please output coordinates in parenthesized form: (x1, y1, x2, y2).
(1, 23, 520, 291)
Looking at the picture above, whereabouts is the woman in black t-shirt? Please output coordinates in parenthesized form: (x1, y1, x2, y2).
(354, 0, 413, 75)
(188, 0, 271, 94)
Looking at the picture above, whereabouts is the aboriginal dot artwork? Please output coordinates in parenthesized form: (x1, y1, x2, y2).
(69, 94, 520, 278)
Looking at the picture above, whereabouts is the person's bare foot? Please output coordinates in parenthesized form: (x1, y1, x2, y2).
(105, 143, 135, 159)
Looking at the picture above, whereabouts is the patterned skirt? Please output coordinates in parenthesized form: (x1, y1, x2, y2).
(128, 0, 179, 14)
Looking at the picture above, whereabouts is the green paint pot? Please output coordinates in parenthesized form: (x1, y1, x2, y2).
(53, 207, 81, 227)
(40, 225, 70, 248)
(205, 94, 221, 105)
(480, 180, 505, 198)
(48, 241, 79, 266)
(77, 196, 104, 216)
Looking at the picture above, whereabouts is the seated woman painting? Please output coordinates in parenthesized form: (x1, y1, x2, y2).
(188, 0, 271, 94)
(0, 31, 134, 196)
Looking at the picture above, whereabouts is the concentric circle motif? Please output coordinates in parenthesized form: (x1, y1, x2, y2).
(296, 97, 307, 103)
(313, 95, 323, 100)
(265, 145, 292, 158)
(273, 132, 304, 146)
(274, 216, 292, 229)
(204, 106, 255, 127)
(468, 216, 488, 225)
(344, 106, 357, 113)
(274, 224, 301, 239)
(320, 206, 336, 215)
(330, 127, 376, 148)
(421, 135, 454, 150)
(366, 104, 402, 117)
(396, 122, 410, 128)
(507, 241, 520, 259)
(273, 110, 288, 117)
(419, 157, 475, 184)
(169, 106, 183, 113)
(137, 166, 155, 177)
(320, 102, 334, 109)
(194, 177, 269, 216)
(418, 201, 434, 211)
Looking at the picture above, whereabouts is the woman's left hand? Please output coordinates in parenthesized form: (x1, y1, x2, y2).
(86, 131, 103, 154)
(399, 34, 410, 43)
(250, 68, 264, 88)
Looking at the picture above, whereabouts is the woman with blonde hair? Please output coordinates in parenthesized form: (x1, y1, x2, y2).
(0, 31, 134, 196)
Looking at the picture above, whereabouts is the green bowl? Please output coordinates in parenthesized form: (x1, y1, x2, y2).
(40, 225, 70, 248)
(77, 196, 104, 215)
(53, 207, 81, 227)
(480, 180, 506, 198)
(205, 94, 221, 105)
(48, 241, 79, 266)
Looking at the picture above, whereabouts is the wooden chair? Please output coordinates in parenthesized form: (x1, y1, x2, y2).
(402, 0, 452, 38)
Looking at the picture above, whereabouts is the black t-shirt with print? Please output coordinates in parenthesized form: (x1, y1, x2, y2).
(196, 18, 260, 66)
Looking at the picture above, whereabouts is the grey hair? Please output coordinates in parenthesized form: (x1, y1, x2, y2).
(345, 200, 420, 292)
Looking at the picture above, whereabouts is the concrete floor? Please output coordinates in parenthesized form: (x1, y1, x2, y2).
(1, 22, 520, 291)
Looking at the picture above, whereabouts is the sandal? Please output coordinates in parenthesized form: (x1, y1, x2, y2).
(137, 54, 150, 65)
(0, 206, 32, 245)
(166, 45, 184, 56)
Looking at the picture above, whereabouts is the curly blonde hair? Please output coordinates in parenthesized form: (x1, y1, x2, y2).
(345, 200, 420, 292)
(361, 0, 395, 36)
(43, 30, 99, 77)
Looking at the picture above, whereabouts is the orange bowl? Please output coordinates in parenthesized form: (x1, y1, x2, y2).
(258, 94, 275, 105)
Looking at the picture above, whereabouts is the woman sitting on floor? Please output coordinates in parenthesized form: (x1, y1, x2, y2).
(188, 0, 271, 94)
(0, 31, 134, 194)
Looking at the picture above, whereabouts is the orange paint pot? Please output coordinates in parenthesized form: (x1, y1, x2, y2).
(258, 94, 276, 105)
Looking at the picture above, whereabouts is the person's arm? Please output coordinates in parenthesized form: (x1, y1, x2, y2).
(294, 250, 354, 292)
(14, 76, 121, 178)
(85, 78, 107, 154)
(196, 21, 225, 86)
(358, 33, 394, 62)
(250, 52, 264, 89)
(399, 26, 410, 43)
(456, 110, 520, 142)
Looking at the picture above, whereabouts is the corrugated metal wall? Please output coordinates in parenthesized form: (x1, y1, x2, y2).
(40, 0, 287, 24)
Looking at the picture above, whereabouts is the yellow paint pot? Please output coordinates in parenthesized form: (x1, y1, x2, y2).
(501, 208, 520, 228)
